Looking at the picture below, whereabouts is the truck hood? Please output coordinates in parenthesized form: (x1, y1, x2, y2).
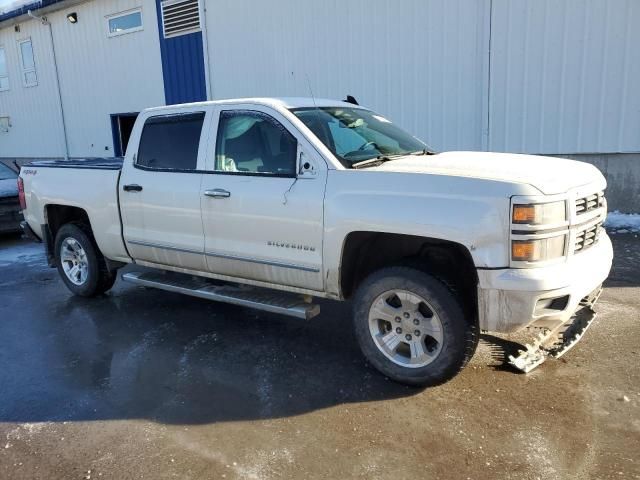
(373, 151, 604, 195)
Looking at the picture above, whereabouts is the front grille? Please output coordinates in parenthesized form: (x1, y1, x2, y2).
(575, 191, 604, 215)
(574, 222, 602, 253)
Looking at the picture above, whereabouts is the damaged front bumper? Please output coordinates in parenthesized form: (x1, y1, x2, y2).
(477, 233, 612, 333)
(507, 287, 601, 373)
(476, 232, 612, 372)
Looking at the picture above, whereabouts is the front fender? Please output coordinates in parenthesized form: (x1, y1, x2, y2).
(323, 170, 539, 295)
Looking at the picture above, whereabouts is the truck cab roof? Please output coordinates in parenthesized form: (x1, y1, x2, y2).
(142, 97, 360, 114)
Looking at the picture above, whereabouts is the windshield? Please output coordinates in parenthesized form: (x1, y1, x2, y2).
(291, 107, 432, 168)
(0, 163, 17, 180)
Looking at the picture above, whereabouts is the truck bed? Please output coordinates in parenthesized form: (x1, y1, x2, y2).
(20, 158, 130, 263)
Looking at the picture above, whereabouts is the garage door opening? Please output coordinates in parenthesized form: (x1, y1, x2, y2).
(111, 113, 139, 157)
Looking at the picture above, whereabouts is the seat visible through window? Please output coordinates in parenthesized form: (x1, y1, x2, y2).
(215, 111, 297, 175)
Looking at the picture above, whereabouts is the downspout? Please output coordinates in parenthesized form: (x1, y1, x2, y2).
(198, 0, 213, 99)
(27, 10, 69, 160)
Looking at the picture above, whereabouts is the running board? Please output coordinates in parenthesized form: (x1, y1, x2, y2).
(121, 271, 320, 320)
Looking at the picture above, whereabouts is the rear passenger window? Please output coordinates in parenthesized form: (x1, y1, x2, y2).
(137, 112, 205, 170)
(215, 110, 297, 176)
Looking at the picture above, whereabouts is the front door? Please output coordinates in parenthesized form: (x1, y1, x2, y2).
(200, 107, 326, 291)
(120, 108, 210, 271)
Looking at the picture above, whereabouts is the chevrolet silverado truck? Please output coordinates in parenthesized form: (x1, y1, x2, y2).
(19, 97, 613, 386)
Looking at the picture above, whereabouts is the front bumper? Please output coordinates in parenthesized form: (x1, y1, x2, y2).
(477, 232, 613, 333)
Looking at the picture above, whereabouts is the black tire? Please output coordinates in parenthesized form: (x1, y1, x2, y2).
(54, 223, 117, 297)
(353, 266, 478, 387)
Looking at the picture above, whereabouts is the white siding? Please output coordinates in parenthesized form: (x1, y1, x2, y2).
(0, 0, 165, 158)
(49, 0, 165, 157)
(0, 19, 65, 157)
(489, 0, 640, 154)
(1, 0, 639, 159)
(203, 0, 491, 152)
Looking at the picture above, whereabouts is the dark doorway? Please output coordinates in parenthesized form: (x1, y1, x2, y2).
(111, 113, 139, 157)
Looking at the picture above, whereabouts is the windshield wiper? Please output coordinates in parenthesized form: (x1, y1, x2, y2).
(411, 148, 437, 156)
(351, 154, 407, 169)
(351, 157, 388, 169)
(352, 150, 436, 168)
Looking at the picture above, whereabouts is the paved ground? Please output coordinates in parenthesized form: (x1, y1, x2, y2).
(0, 232, 638, 480)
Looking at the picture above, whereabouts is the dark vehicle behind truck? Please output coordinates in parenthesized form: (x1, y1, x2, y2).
(0, 163, 22, 234)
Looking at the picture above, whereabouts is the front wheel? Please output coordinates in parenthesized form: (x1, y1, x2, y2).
(353, 266, 477, 387)
(54, 223, 117, 297)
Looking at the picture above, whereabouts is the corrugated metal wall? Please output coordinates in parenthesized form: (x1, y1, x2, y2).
(0, 17, 66, 157)
(154, 0, 206, 105)
(0, 0, 165, 158)
(50, 0, 165, 157)
(203, 0, 491, 152)
(1, 0, 639, 158)
(155, 30, 206, 105)
(489, 0, 640, 154)
(202, 0, 640, 155)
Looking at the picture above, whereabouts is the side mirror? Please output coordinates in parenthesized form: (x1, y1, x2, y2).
(298, 150, 317, 178)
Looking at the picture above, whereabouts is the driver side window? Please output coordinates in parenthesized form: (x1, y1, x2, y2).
(214, 110, 297, 176)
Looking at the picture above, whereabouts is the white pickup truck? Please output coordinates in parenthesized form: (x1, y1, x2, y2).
(19, 97, 613, 386)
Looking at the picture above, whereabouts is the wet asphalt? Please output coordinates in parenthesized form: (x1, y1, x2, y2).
(0, 232, 638, 479)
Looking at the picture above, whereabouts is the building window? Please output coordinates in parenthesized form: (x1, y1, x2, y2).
(107, 8, 143, 37)
(0, 116, 9, 133)
(137, 112, 205, 170)
(18, 38, 37, 87)
(0, 47, 9, 91)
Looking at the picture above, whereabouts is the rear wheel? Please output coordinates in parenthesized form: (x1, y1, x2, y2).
(54, 223, 116, 297)
(353, 266, 477, 386)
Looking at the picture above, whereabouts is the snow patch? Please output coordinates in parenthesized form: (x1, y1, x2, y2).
(605, 211, 640, 233)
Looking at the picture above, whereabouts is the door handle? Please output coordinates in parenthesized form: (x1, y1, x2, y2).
(204, 189, 231, 198)
(123, 184, 143, 192)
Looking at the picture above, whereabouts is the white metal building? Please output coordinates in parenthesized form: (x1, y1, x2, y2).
(0, 0, 638, 210)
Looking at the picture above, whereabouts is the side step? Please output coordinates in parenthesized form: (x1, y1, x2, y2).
(122, 271, 320, 320)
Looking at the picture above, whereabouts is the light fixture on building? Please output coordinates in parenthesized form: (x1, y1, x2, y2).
(67, 12, 78, 23)
(14, 24, 20, 33)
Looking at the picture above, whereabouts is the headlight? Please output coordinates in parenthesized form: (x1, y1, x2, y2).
(512, 236, 566, 262)
(512, 201, 566, 225)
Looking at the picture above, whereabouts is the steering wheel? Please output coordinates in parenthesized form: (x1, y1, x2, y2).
(357, 141, 378, 151)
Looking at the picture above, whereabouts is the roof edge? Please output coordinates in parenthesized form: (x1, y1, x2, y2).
(0, 0, 86, 29)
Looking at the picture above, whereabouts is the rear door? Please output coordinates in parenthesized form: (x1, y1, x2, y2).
(119, 107, 211, 271)
(200, 105, 327, 291)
